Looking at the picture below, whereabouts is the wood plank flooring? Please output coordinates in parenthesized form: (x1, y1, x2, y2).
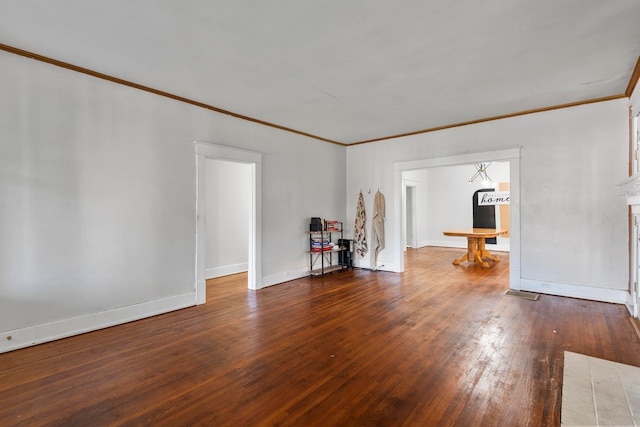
(2, 247, 640, 426)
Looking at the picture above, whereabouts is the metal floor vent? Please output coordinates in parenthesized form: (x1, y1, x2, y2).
(504, 289, 539, 301)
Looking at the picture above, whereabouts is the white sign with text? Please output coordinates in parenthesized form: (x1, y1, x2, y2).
(478, 191, 510, 206)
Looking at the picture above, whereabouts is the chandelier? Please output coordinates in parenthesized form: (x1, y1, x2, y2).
(468, 163, 493, 185)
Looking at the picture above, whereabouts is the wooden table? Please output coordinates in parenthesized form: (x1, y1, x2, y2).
(443, 228, 508, 267)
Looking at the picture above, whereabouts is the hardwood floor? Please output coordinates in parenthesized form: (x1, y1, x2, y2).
(2, 247, 640, 426)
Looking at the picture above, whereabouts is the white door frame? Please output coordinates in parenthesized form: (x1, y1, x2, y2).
(636, 114, 640, 316)
(627, 89, 640, 315)
(629, 210, 639, 317)
(195, 141, 262, 302)
(394, 147, 521, 289)
(403, 180, 418, 249)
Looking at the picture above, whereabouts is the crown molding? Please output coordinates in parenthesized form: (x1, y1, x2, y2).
(626, 56, 640, 98)
(2, 43, 636, 148)
(349, 94, 628, 146)
(0, 43, 345, 146)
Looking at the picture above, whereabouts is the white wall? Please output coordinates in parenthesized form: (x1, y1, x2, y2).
(205, 159, 251, 278)
(0, 51, 346, 352)
(631, 77, 640, 118)
(346, 99, 629, 302)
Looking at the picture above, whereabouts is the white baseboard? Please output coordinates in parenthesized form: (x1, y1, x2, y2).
(0, 292, 196, 354)
(260, 267, 310, 289)
(206, 263, 248, 279)
(425, 239, 465, 249)
(425, 240, 510, 252)
(353, 255, 400, 273)
(367, 262, 400, 273)
(197, 279, 206, 305)
(352, 254, 369, 268)
(519, 278, 627, 304)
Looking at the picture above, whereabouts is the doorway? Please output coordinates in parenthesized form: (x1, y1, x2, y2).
(195, 142, 263, 303)
(404, 182, 418, 250)
(205, 158, 252, 279)
(394, 148, 521, 290)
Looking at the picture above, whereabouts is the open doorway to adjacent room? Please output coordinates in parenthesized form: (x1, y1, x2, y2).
(204, 158, 252, 289)
(395, 148, 521, 289)
(402, 161, 510, 253)
(195, 142, 263, 303)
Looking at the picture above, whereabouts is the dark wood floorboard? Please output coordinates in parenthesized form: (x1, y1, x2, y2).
(1, 247, 640, 426)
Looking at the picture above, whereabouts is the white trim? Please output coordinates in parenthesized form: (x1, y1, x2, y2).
(261, 267, 310, 289)
(416, 239, 430, 248)
(195, 141, 263, 299)
(206, 263, 249, 279)
(195, 142, 262, 164)
(0, 293, 195, 354)
(628, 210, 639, 317)
(520, 279, 626, 304)
(425, 240, 511, 252)
(353, 256, 401, 273)
(394, 148, 521, 171)
(402, 179, 419, 249)
(394, 148, 522, 289)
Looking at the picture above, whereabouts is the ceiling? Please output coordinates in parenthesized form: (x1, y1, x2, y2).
(1, 0, 639, 144)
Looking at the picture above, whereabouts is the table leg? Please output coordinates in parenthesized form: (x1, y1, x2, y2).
(473, 249, 491, 267)
(453, 237, 477, 265)
(477, 238, 500, 263)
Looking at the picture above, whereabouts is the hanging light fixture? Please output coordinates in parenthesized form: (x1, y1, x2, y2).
(468, 163, 493, 186)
